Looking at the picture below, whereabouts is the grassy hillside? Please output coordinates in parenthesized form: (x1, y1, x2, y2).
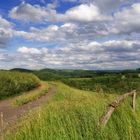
(5, 82, 140, 140)
(10, 68, 140, 81)
(10, 68, 33, 73)
(0, 71, 40, 99)
(33, 69, 97, 81)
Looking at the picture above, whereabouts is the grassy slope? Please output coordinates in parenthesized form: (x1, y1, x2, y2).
(5, 82, 140, 140)
(0, 71, 40, 99)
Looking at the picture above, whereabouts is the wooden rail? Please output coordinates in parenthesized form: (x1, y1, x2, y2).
(98, 90, 137, 127)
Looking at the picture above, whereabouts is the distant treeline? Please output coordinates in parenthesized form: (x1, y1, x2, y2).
(62, 75, 140, 94)
(7, 68, 140, 94)
(10, 68, 140, 81)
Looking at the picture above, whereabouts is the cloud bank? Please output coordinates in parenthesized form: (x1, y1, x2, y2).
(0, 1, 140, 69)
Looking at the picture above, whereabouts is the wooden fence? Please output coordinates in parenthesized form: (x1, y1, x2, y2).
(98, 90, 137, 127)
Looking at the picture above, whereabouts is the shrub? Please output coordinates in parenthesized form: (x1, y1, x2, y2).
(0, 71, 40, 98)
(62, 75, 140, 94)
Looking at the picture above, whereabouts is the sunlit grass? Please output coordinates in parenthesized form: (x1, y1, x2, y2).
(13, 82, 49, 106)
(5, 82, 140, 140)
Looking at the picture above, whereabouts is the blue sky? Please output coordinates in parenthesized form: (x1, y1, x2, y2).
(0, 0, 140, 70)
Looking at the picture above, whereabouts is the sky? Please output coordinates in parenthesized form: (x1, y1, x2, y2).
(0, 0, 140, 70)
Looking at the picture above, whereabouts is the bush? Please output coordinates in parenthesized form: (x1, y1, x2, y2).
(0, 71, 40, 98)
(62, 75, 140, 94)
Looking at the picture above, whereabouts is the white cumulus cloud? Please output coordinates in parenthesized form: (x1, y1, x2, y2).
(0, 15, 13, 48)
(15, 40, 140, 69)
(9, 2, 110, 23)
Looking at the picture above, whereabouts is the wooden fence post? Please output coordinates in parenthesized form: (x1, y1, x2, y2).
(0, 112, 4, 140)
(132, 91, 137, 111)
(1, 112, 4, 127)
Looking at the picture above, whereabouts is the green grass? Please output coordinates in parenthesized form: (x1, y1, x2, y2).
(0, 71, 40, 99)
(13, 82, 49, 106)
(5, 82, 140, 140)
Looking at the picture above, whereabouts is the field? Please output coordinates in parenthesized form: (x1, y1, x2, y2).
(0, 69, 140, 140)
(5, 82, 140, 140)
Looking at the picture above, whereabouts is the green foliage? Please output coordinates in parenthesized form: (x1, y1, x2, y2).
(62, 75, 140, 94)
(5, 83, 140, 140)
(10, 68, 33, 73)
(33, 69, 96, 81)
(10, 68, 140, 81)
(0, 71, 40, 98)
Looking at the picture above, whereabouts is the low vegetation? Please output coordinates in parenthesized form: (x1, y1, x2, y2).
(5, 82, 140, 140)
(2, 69, 140, 140)
(0, 71, 40, 99)
(33, 69, 97, 81)
(32, 68, 140, 81)
(62, 75, 140, 94)
(13, 82, 49, 106)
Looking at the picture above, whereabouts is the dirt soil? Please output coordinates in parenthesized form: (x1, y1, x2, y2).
(0, 86, 56, 133)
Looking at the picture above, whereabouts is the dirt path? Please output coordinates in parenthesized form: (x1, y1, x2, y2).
(0, 86, 56, 132)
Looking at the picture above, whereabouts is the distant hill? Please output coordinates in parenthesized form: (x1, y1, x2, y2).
(10, 68, 33, 73)
(33, 68, 97, 81)
(9, 68, 140, 81)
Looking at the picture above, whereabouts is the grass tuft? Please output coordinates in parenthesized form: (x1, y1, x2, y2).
(13, 82, 49, 106)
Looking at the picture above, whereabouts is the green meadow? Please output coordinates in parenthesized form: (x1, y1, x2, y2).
(5, 82, 140, 140)
(0, 69, 140, 140)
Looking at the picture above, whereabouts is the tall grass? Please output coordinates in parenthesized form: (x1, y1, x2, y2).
(5, 82, 140, 140)
(0, 71, 40, 98)
(13, 82, 49, 106)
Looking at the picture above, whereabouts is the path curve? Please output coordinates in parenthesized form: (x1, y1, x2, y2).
(0, 86, 56, 132)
